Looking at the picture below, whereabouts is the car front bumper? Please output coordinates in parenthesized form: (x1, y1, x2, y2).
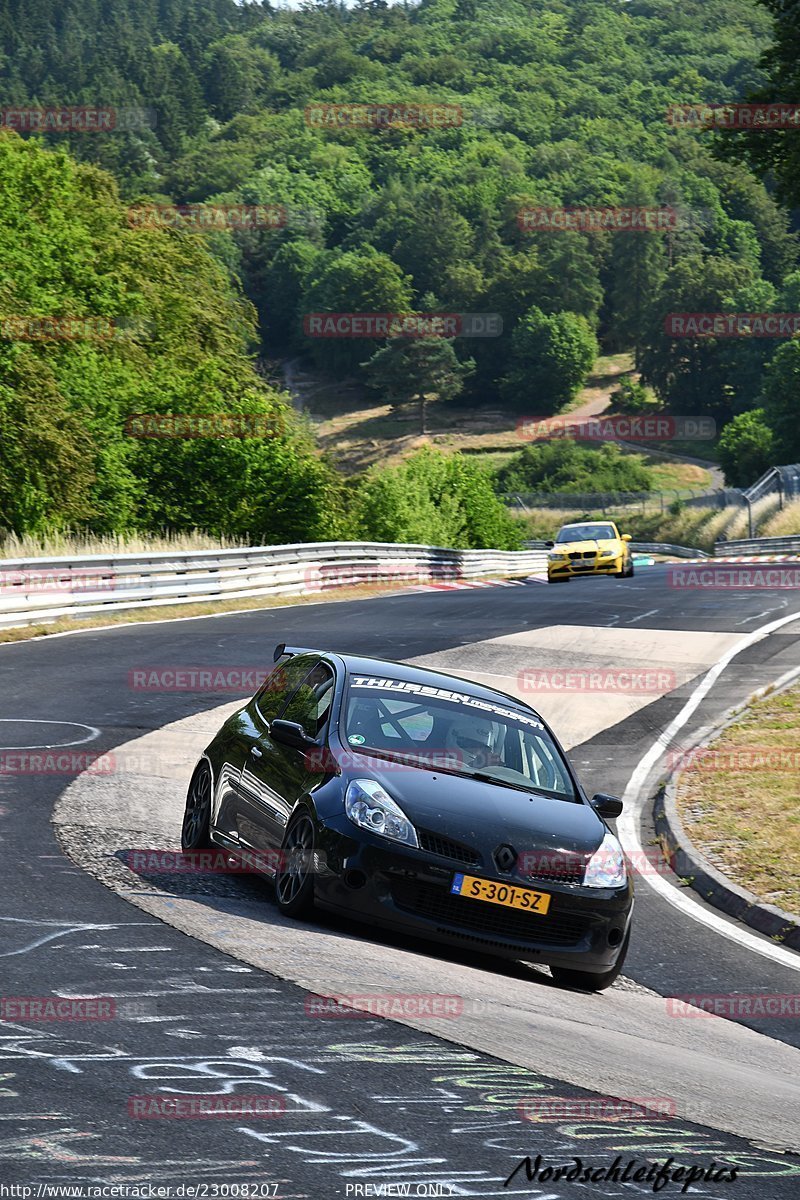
(313, 815, 633, 975)
(548, 557, 623, 580)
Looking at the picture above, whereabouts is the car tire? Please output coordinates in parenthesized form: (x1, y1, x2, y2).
(181, 762, 213, 850)
(275, 807, 316, 919)
(548, 576, 569, 583)
(549, 927, 630, 993)
(626, 559, 635, 577)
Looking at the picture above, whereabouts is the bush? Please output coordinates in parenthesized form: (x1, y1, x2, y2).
(611, 377, 653, 413)
(718, 409, 775, 487)
(352, 447, 522, 550)
(495, 440, 653, 495)
(500, 308, 598, 414)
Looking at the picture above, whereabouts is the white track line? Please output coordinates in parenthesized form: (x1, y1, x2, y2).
(618, 610, 800, 971)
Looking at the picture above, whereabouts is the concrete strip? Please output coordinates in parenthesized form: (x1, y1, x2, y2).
(409, 626, 742, 749)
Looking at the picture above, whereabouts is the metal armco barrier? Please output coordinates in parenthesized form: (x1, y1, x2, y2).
(0, 541, 549, 630)
(714, 535, 800, 557)
(524, 540, 708, 559)
(629, 541, 710, 559)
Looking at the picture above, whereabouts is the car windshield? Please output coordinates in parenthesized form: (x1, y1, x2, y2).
(343, 675, 577, 800)
(556, 523, 616, 542)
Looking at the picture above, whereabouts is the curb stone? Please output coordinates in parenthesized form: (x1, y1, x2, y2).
(651, 671, 800, 952)
(653, 780, 800, 951)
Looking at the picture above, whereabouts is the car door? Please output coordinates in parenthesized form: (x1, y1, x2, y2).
(237, 659, 335, 851)
(232, 654, 319, 850)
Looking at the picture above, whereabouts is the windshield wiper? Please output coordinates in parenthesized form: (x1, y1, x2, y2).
(465, 771, 539, 793)
(466, 772, 577, 800)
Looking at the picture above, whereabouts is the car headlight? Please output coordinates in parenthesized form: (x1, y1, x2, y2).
(345, 779, 419, 847)
(583, 831, 626, 888)
(548, 552, 567, 561)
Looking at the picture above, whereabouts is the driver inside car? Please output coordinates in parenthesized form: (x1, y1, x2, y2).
(445, 714, 501, 771)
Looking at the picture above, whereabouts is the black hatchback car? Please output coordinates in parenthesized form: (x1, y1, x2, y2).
(182, 644, 633, 990)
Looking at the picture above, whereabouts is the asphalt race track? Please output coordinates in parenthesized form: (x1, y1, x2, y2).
(1, 563, 800, 1199)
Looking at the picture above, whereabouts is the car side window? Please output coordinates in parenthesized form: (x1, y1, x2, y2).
(255, 656, 318, 722)
(280, 662, 335, 738)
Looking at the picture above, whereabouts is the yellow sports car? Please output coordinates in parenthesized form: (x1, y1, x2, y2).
(546, 520, 634, 583)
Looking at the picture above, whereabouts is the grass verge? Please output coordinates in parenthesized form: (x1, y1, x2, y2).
(674, 682, 800, 917)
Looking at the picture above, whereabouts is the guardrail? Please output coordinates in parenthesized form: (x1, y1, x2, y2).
(0, 541, 549, 630)
(524, 539, 707, 558)
(714, 535, 800, 557)
(630, 542, 710, 559)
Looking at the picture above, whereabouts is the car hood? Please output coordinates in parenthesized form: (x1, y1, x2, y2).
(554, 538, 620, 554)
(343, 758, 606, 858)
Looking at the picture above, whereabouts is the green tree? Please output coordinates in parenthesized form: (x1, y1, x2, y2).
(362, 337, 474, 434)
(758, 340, 800, 463)
(501, 307, 598, 413)
(0, 132, 338, 542)
(639, 255, 756, 419)
(301, 248, 413, 373)
(718, 409, 775, 486)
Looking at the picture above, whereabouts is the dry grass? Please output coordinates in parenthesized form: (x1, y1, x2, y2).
(760, 499, 800, 538)
(675, 682, 800, 917)
(0, 529, 248, 560)
(519, 498, 788, 552)
(299, 351, 713, 489)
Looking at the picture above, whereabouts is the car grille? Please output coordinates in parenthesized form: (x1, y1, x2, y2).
(417, 829, 481, 867)
(522, 853, 588, 886)
(568, 551, 597, 560)
(390, 879, 587, 946)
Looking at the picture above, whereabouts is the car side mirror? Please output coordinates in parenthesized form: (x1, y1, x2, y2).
(591, 793, 623, 818)
(544, 540, 554, 549)
(270, 719, 317, 750)
(621, 534, 631, 542)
